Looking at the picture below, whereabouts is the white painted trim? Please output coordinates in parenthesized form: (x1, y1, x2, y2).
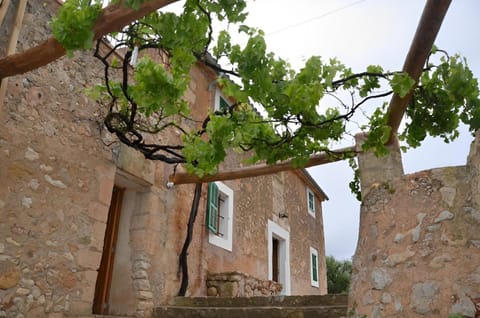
(307, 187, 316, 217)
(267, 220, 291, 295)
(208, 181, 234, 251)
(310, 247, 319, 288)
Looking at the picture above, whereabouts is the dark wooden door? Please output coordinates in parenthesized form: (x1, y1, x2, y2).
(272, 238, 279, 282)
(93, 186, 124, 315)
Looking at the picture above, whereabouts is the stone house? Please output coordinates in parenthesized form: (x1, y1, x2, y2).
(0, 1, 328, 317)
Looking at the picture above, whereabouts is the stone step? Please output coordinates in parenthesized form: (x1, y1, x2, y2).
(172, 294, 348, 307)
(155, 295, 348, 318)
(86, 315, 135, 318)
(155, 305, 347, 318)
(74, 316, 135, 318)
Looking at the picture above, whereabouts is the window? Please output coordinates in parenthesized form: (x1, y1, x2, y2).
(214, 88, 230, 112)
(310, 247, 319, 288)
(307, 188, 315, 217)
(206, 182, 234, 251)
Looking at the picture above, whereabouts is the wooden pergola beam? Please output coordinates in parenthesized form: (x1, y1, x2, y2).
(0, 0, 178, 80)
(169, 146, 357, 185)
(386, 0, 451, 144)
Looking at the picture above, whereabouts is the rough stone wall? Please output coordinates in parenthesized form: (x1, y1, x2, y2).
(198, 176, 271, 290)
(0, 1, 328, 317)
(0, 1, 115, 317)
(206, 271, 282, 297)
(0, 1, 178, 316)
(185, 169, 328, 297)
(349, 133, 480, 317)
(288, 171, 328, 295)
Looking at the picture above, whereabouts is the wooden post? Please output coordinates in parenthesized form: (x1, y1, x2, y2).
(0, 0, 12, 26)
(385, 0, 451, 144)
(0, 0, 27, 108)
(169, 146, 357, 185)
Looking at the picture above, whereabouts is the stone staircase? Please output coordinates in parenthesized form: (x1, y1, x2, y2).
(155, 294, 348, 318)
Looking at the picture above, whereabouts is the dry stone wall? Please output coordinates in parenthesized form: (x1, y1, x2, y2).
(349, 133, 480, 317)
(206, 272, 282, 297)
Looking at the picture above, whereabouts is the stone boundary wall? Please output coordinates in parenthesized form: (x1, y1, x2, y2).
(206, 272, 282, 297)
(349, 133, 480, 317)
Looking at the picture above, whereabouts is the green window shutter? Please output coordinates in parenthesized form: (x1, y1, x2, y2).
(312, 253, 318, 282)
(219, 96, 229, 111)
(206, 183, 219, 233)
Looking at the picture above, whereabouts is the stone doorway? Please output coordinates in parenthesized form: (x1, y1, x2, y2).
(93, 185, 124, 314)
(268, 220, 291, 295)
(272, 238, 279, 282)
(92, 171, 155, 316)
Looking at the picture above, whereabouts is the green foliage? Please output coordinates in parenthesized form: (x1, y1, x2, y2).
(51, 0, 102, 57)
(348, 158, 361, 201)
(52, 0, 480, 192)
(130, 57, 190, 117)
(359, 65, 383, 97)
(326, 256, 352, 294)
(123, 0, 149, 10)
(362, 105, 391, 157)
(401, 54, 480, 148)
(390, 73, 416, 98)
(204, 0, 247, 22)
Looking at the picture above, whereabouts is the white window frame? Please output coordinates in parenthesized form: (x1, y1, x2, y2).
(307, 187, 316, 217)
(207, 181, 234, 252)
(310, 247, 319, 288)
(214, 87, 230, 112)
(267, 220, 291, 295)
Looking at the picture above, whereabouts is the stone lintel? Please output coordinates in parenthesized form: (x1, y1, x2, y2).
(115, 144, 155, 186)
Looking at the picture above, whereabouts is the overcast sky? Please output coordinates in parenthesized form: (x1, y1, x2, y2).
(241, 0, 480, 260)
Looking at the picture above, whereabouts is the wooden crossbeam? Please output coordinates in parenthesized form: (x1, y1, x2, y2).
(169, 146, 357, 185)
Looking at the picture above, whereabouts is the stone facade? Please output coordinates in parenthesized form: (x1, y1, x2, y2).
(349, 132, 480, 317)
(0, 1, 328, 317)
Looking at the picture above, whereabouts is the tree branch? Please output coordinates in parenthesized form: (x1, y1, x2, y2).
(178, 183, 203, 296)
